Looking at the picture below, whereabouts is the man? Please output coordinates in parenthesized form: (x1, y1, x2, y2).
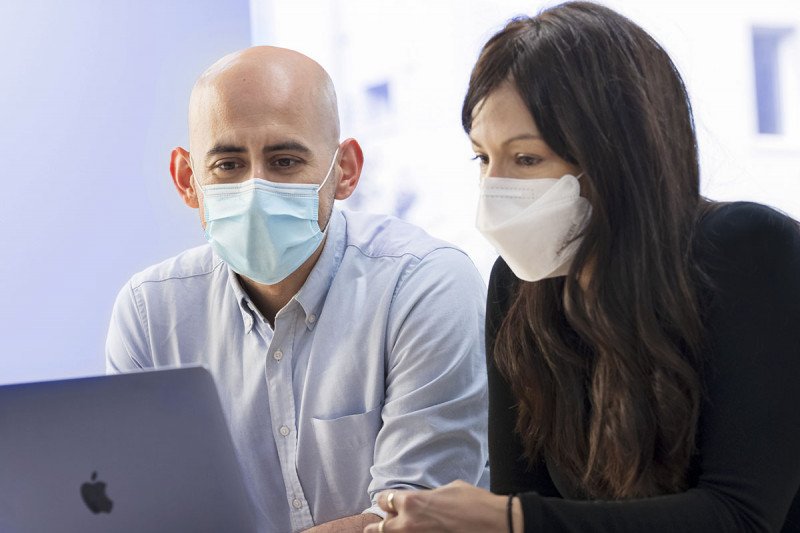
(105, 46, 488, 532)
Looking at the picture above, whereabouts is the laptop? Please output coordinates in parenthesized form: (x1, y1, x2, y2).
(0, 366, 258, 533)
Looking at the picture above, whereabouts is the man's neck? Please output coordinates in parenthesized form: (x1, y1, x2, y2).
(238, 238, 326, 327)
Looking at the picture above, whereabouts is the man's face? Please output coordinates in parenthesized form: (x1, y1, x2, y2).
(188, 80, 340, 231)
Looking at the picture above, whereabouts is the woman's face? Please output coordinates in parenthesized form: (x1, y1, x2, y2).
(469, 81, 580, 180)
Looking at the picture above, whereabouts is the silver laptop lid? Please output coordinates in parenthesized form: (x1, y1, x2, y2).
(0, 366, 257, 533)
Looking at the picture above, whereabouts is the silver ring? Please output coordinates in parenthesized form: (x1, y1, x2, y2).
(378, 518, 386, 533)
(387, 491, 396, 513)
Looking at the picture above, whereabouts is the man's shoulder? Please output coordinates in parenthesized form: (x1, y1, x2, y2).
(340, 209, 463, 261)
(128, 244, 224, 290)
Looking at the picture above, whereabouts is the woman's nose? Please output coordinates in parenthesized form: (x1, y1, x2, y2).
(485, 161, 508, 178)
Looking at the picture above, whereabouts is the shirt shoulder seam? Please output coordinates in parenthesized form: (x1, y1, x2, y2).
(128, 278, 151, 354)
(345, 242, 466, 262)
(130, 258, 225, 291)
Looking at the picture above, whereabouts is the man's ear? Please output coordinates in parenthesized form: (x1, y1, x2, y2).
(170, 147, 199, 208)
(334, 138, 363, 200)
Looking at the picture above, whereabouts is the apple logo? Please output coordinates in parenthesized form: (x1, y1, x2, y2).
(80, 471, 113, 514)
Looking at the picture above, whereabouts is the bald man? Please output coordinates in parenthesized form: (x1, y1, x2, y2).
(105, 47, 489, 532)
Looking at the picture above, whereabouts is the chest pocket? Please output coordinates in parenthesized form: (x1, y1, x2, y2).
(307, 406, 383, 517)
(310, 405, 382, 451)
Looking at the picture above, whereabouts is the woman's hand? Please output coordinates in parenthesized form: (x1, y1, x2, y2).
(363, 480, 523, 533)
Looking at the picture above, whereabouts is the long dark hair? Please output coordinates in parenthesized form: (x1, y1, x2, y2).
(464, 2, 709, 499)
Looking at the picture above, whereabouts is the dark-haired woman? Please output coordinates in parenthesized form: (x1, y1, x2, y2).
(364, 2, 800, 532)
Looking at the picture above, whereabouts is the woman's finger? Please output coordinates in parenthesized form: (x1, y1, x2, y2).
(377, 489, 407, 514)
(363, 519, 382, 533)
(364, 515, 397, 533)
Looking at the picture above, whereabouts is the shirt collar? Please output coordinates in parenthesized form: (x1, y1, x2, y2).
(227, 265, 259, 334)
(294, 207, 346, 330)
(224, 207, 346, 333)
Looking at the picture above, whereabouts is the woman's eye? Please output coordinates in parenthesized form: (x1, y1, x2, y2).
(471, 154, 488, 165)
(516, 155, 542, 166)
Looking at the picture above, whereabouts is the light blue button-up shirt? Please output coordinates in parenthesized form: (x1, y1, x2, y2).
(106, 208, 489, 532)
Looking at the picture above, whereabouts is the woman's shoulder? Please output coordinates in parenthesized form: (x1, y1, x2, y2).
(489, 256, 515, 284)
(486, 257, 519, 319)
(696, 201, 800, 267)
(488, 256, 520, 297)
(699, 201, 799, 245)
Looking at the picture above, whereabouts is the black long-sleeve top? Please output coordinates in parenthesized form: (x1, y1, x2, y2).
(486, 202, 800, 532)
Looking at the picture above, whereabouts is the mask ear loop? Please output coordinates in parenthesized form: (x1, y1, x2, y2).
(316, 146, 341, 192)
(317, 146, 341, 234)
(189, 157, 207, 194)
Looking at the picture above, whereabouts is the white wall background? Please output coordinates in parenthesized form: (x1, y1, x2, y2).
(2, 0, 798, 385)
(255, 0, 800, 279)
(0, 0, 251, 385)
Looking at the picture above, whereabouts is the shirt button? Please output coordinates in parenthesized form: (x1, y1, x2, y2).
(308, 314, 316, 324)
(273, 350, 283, 361)
(279, 425, 290, 437)
(292, 498, 303, 510)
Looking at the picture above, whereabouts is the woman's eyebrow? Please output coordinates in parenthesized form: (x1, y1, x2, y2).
(469, 133, 542, 148)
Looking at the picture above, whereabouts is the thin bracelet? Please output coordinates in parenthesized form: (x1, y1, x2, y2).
(507, 493, 517, 533)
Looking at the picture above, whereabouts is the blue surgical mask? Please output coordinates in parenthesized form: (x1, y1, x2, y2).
(194, 148, 338, 285)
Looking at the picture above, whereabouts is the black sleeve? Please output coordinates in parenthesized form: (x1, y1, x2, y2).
(514, 203, 800, 532)
(486, 258, 561, 497)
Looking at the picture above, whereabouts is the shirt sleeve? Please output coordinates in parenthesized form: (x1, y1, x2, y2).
(365, 247, 490, 510)
(105, 280, 151, 374)
(515, 203, 800, 532)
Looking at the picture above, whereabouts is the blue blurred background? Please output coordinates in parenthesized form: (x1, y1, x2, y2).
(1, 0, 798, 384)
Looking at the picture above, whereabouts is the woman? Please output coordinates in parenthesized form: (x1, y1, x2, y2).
(364, 2, 800, 532)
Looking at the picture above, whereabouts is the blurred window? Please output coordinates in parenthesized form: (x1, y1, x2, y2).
(753, 27, 795, 135)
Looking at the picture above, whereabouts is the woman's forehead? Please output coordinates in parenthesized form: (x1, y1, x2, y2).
(470, 82, 541, 144)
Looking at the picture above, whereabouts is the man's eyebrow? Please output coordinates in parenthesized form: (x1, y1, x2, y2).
(206, 144, 246, 159)
(204, 141, 312, 160)
(263, 141, 312, 154)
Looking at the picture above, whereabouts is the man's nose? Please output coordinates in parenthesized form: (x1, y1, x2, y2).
(249, 159, 268, 181)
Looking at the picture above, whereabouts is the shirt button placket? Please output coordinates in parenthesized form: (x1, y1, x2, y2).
(270, 313, 312, 530)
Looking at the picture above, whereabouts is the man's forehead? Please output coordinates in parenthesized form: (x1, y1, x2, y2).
(189, 87, 315, 147)
(192, 78, 303, 122)
(187, 48, 340, 151)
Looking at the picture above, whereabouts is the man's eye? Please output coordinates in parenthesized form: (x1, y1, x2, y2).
(216, 161, 240, 171)
(273, 157, 299, 168)
(516, 155, 542, 166)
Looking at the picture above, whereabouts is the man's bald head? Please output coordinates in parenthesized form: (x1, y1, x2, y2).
(170, 45, 362, 248)
(188, 46, 340, 152)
